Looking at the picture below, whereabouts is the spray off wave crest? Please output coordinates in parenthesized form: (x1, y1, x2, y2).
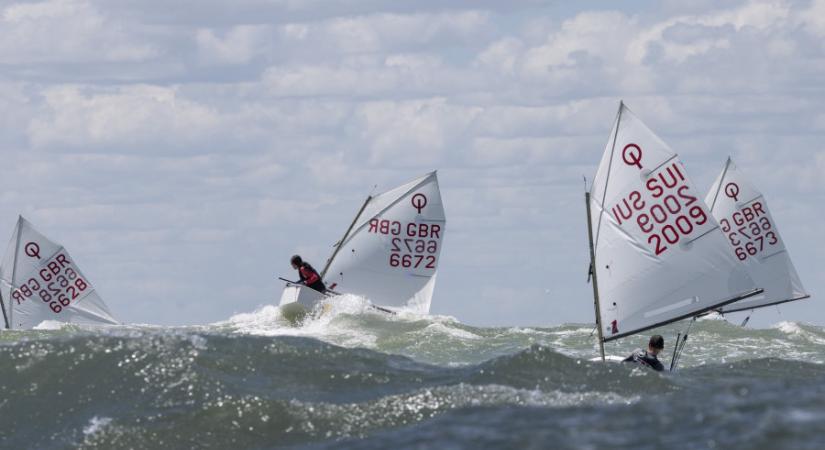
(217, 295, 825, 368)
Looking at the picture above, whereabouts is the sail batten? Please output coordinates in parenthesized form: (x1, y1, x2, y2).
(587, 103, 759, 341)
(704, 158, 809, 313)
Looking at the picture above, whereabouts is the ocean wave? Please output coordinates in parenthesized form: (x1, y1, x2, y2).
(3, 311, 825, 449)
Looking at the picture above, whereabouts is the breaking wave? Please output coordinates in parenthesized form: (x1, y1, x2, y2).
(2, 302, 824, 449)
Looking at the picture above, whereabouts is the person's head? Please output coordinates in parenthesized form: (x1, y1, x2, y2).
(648, 335, 665, 355)
(290, 255, 302, 269)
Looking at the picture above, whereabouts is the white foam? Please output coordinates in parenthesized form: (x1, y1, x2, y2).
(774, 321, 804, 335)
(33, 320, 69, 330)
(217, 295, 382, 349)
(82, 416, 112, 436)
(697, 311, 727, 321)
(420, 322, 481, 340)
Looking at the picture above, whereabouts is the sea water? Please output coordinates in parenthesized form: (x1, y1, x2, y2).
(2, 295, 824, 449)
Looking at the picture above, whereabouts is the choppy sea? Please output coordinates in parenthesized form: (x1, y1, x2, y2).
(2, 295, 824, 449)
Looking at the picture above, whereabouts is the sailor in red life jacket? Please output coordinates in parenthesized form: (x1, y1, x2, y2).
(290, 255, 327, 293)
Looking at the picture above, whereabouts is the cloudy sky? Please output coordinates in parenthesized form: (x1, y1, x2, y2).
(1, 0, 823, 328)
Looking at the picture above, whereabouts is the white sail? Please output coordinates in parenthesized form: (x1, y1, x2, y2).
(588, 103, 759, 341)
(322, 171, 446, 312)
(705, 158, 809, 313)
(0, 216, 118, 329)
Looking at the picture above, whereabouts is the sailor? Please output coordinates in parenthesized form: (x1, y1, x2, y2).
(623, 335, 665, 372)
(290, 255, 326, 293)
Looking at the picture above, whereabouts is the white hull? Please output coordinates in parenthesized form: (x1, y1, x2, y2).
(278, 284, 326, 320)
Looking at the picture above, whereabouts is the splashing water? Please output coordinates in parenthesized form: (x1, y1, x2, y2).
(2, 298, 824, 449)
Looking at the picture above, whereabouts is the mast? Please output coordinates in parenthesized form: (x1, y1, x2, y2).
(9, 216, 22, 329)
(0, 290, 8, 329)
(320, 195, 373, 280)
(585, 101, 623, 361)
(585, 191, 606, 361)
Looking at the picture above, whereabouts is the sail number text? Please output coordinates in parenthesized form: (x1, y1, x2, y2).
(718, 202, 778, 260)
(610, 162, 710, 256)
(10, 253, 91, 314)
(368, 219, 440, 270)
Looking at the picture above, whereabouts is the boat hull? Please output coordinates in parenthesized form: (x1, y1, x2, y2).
(278, 285, 326, 323)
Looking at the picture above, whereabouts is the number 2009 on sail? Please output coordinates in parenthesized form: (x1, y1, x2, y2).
(609, 162, 709, 256)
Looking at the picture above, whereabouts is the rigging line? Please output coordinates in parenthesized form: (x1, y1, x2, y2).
(669, 332, 682, 371)
(671, 317, 697, 372)
(709, 156, 732, 213)
(593, 101, 624, 250)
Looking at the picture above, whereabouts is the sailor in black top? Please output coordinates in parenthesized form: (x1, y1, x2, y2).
(623, 335, 665, 372)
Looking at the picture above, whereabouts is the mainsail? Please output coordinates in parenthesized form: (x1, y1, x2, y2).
(321, 171, 446, 312)
(0, 216, 118, 329)
(586, 103, 760, 351)
(705, 158, 809, 313)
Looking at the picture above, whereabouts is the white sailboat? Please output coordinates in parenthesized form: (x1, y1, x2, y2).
(704, 157, 809, 314)
(0, 216, 118, 329)
(279, 171, 446, 317)
(585, 102, 761, 360)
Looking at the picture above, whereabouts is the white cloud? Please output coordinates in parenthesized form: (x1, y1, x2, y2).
(0, 0, 156, 63)
(28, 85, 220, 151)
(196, 25, 273, 65)
(476, 37, 525, 75)
(521, 11, 636, 77)
(354, 98, 483, 166)
(281, 11, 490, 54)
(261, 54, 480, 97)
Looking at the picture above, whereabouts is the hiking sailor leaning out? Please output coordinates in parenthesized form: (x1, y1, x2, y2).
(290, 255, 326, 293)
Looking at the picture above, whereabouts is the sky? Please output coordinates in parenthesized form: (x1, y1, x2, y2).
(0, 0, 823, 328)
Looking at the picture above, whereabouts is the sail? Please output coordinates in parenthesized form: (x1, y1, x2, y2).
(705, 158, 809, 313)
(589, 103, 759, 341)
(322, 172, 446, 312)
(0, 216, 118, 329)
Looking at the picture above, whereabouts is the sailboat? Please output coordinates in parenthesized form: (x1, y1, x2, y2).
(584, 102, 762, 360)
(279, 171, 446, 319)
(704, 157, 809, 315)
(0, 216, 118, 330)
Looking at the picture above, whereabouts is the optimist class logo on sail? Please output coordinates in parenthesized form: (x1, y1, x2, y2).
(609, 143, 713, 256)
(367, 191, 442, 270)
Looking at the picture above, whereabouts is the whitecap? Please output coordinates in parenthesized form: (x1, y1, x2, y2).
(82, 416, 112, 436)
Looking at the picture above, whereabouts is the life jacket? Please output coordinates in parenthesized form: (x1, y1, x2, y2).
(623, 349, 664, 372)
(298, 263, 325, 291)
